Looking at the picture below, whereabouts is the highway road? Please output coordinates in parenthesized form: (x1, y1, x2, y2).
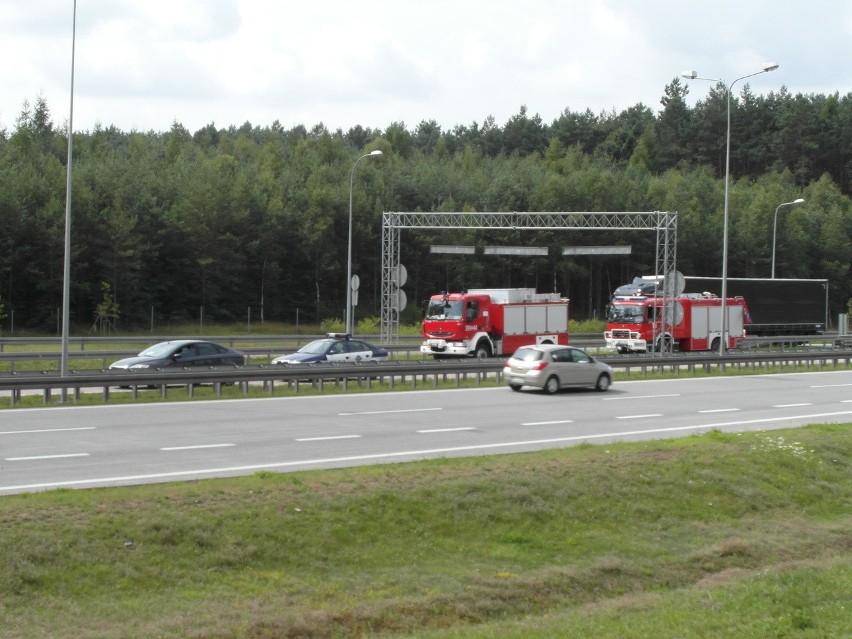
(2, 370, 851, 495)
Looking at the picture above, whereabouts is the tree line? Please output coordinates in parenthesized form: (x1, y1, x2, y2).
(0, 79, 849, 333)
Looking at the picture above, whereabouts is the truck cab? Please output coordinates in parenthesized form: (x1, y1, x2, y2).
(421, 292, 493, 358)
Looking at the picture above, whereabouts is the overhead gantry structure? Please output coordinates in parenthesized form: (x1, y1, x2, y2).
(380, 211, 678, 345)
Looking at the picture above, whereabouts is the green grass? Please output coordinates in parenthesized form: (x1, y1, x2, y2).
(1, 424, 849, 638)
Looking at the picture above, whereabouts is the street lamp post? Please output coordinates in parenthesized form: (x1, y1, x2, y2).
(682, 63, 779, 355)
(61, 0, 77, 383)
(771, 198, 805, 278)
(345, 149, 383, 335)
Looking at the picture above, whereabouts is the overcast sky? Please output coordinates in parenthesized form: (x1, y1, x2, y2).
(2, 0, 850, 135)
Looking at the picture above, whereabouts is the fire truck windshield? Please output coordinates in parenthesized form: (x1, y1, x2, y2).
(426, 300, 464, 320)
(607, 304, 645, 324)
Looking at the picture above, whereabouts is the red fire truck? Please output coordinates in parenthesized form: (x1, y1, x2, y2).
(604, 293, 751, 353)
(421, 288, 570, 358)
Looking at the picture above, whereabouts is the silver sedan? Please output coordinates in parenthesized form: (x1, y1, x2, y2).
(504, 344, 613, 394)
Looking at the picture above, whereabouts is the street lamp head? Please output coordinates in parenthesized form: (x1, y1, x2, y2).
(793, 198, 805, 204)
(681, 70, 698, 79)
(369, 150, 383, 157)
(763, 63, 779, 73)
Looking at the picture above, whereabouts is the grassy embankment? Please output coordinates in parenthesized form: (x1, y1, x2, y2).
(1, 424, 850, 638)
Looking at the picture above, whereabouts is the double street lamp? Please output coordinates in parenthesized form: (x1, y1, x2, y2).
(771, 198, 805, 278)
(345, 149, 383, 335)
(682, 63, 779, 355)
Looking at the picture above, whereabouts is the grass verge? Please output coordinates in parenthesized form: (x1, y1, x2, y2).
(1, 424, 849, 638)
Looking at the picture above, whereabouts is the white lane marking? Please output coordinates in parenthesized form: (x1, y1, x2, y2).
(339, 408, 442, 416)
(1, 427, 96, 435)
(604, 394, 680, 401)
(774, 403, 813, 408)
(6, 453, 90, 461)
(3, 410, 852, 493)
(161, 444, 235, 451)
(615, 414, 663, 420)
(417, 427, 477, 433)
(295, 435, 361, 442)
(699, 408, 740, 414)
(521, 420, 574, 426)
(843, 400, 852, 403)
(811, 383, 852, 388)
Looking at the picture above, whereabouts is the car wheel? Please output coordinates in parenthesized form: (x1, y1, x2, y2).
(509, 383, 523, 392)
(543, 376, 559, 395)
(595, 374, 611, 392)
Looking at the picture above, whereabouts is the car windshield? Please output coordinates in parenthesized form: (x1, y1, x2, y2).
(297, 339, 335, 355)
(512, 347, 543, 362)
(138, 342, 180, 358)
(607, 304, 645, 323)
(426, 299, 464, 320)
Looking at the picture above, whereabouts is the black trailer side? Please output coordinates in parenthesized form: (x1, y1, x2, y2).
(683, 277, 828, 335)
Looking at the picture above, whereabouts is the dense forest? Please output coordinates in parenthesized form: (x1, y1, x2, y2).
(0, 78, 850, 333)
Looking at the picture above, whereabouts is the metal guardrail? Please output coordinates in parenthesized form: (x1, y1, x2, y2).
(1, 349, 850, 407)
(0, 359, 504, 406)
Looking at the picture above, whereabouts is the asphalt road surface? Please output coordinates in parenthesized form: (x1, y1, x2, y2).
(2, 371, 851, 495)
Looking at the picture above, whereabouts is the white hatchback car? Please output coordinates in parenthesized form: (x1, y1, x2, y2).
(504, 344, 613, 394)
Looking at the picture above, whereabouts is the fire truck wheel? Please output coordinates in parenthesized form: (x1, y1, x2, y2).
(474, 343, 491, 360)
(543, 376, 560, 395)
(595, 374, 611, 392)
(711, 337, 721, 351)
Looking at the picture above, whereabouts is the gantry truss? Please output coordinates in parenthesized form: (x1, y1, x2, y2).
(380, 211, 678, 344)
